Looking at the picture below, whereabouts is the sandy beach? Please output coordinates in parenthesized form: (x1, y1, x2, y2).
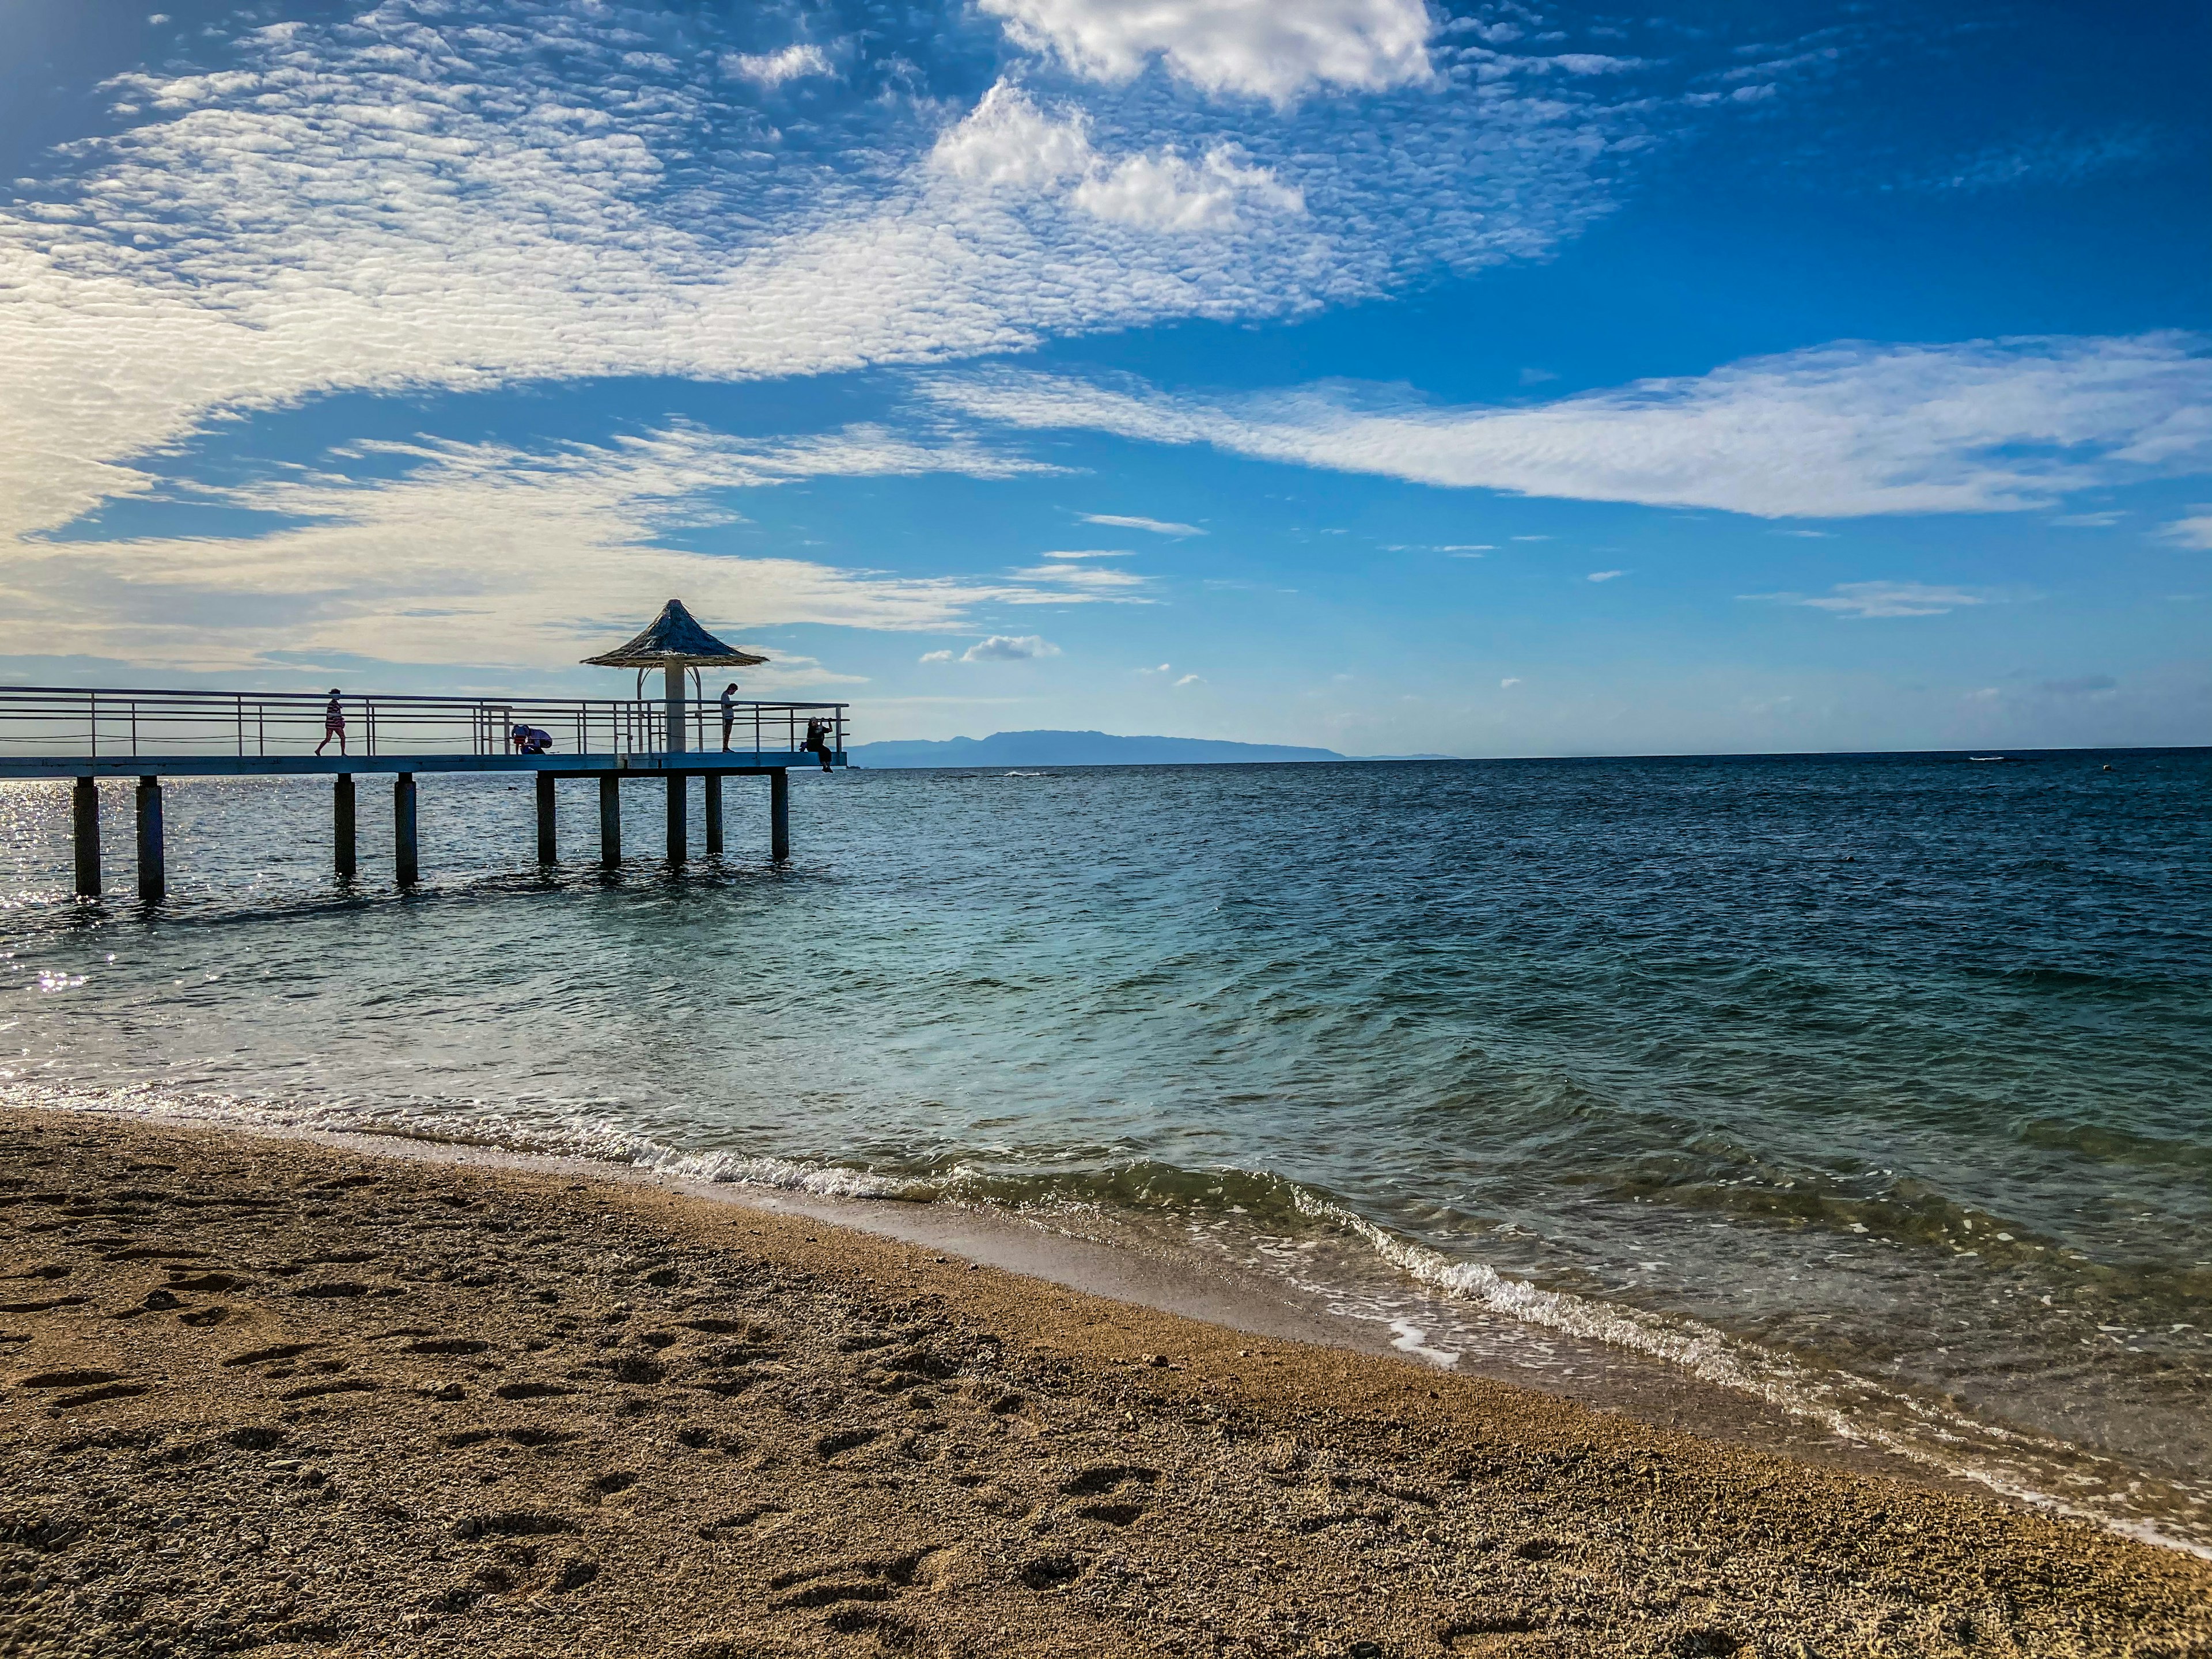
(2, 1108, 2207, 1659)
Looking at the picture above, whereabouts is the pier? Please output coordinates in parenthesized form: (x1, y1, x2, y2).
(0, 603, 847, 899)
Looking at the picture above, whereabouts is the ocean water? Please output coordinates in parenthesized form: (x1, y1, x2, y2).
(3, 752, 2208, 1551)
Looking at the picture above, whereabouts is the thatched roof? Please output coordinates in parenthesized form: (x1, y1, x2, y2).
(581, 600, 767, 668)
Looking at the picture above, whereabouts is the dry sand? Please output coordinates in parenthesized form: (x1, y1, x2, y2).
(2, 1108, 2207, 1659)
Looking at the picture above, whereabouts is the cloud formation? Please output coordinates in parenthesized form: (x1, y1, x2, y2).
(961, 634, 1062, 661)
(1082, 514, 1204, 535)
(0, 424, 1085, 674)
(978, 0, 1434, 101)
(928, 334, 2212, 517)
(1744, 581, 1998, 619)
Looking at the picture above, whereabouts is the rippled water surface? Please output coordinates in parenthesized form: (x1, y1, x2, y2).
(3, 752, 2208, 1547)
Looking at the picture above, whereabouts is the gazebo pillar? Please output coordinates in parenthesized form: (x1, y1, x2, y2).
(664, 663, 687, 865)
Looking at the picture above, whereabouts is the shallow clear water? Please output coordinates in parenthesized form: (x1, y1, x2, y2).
(3, 752, 2208, 1548)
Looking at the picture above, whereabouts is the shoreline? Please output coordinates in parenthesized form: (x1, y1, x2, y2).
(4, 1107, 2209, 1657)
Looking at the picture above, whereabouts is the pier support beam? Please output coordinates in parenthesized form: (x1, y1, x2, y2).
(599, 775, 621, 866)
(393, 772, 418, 886)
(770, 768, 789, 863)
(666, 774, 687, 865)
(334, 774, 356, 881)
(536, 772, 557, 864)
(135, 777, 165, 903)
(703, 773, 724, 857)
(72, 777, 100, 897)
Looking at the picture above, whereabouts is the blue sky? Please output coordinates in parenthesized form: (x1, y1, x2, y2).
(2, 0, 2206, 755)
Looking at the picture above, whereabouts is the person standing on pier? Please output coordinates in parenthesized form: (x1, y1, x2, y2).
(315, 689, 347, 756)
(719, 682, 740, 752)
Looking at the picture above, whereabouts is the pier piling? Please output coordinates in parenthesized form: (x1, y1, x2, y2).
(599, 775, 621, 866)
(135, 777, 164, 902)
(704, 773, 724, 857)
(666, 775, 687, 865)
(536, 772, 557, 863)
(393, 772, 418, 886)
(334, 774, 357, 881)
(770, 768, 789, 863)
(71, 777, 100, 897)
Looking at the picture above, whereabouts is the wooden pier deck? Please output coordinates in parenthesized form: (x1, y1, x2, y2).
(0, 685, 849, 899)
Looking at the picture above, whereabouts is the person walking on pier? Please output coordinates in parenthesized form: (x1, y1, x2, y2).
(315, 689, 347, 756)
(719, 682, 740, 752)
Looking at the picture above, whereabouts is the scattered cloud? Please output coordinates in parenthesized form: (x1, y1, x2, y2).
(978, 0, 1435, 102)
(722, 44, 834, 88)
(0, 423, 1077, 673)
(2162, 510, 2212, 549)
(2051, 510, 2123, 528)
(1744, 581, 1999, 619)
(1500, 676, 1522, 688)
(961, 634, 1062, 661)
(1036, 548, 1136, 558)
(1082, 514, 1204, 536)
(1777, 528, 1834, 537)
(1511, 534, 1553, 541)
(1070, 145, 1304, 232)
(919, 649, 956, 663)
(1138, 662, 1173, 675)
(1518, 367, 1559, 386)
(929, 333, 2212, 518)
(1175, 673, 1205, 686)
(1586, 569, 1626, 582)
(1007, 563, 1148, 589)
(2034, 675, 2117, 695)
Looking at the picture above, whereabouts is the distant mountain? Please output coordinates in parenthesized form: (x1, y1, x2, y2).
(846, 730, 1349, 768)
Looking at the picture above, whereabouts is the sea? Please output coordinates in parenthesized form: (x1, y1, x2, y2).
(3, 751, 2207, 1553)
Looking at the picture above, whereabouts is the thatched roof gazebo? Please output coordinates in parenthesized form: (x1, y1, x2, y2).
(583, 599, 764, 754)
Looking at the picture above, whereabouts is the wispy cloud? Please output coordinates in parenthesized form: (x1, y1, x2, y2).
(1082, 514, 1204, 536)
(2162, 510, 2212, 549)
(1743, 581, 2001, 619)
(1586, 569, 1626, 582)
(723, 44, 835, 88)
(0, 423, 1082, 673)
(927, 334, 2212, 518)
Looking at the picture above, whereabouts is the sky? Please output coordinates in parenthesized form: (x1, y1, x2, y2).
(2, 0, 2207, 756)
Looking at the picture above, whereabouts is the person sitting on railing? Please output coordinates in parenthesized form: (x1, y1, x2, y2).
(315, 689, 347, 756)
(719, 682, 740, 752)
(804, 716, 835, 772)
(509, 724, 554, 755)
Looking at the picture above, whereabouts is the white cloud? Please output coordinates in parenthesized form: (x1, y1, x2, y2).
(1071, 146, 1303, 232)
(2162, 510, 2212, 548)
(928, 82, 1096, 190)
(1586, 569, 1625, 581)
(1138, 662, 1172, 674)
(0, 6, 1679, 557)
(1007, 563, 1148, 589)
(929, 334, 2212, 518)
(1082, 514, 1204, 535)
(1745, 581, 1997, 619)
(979, 0, 1434, 102)
(919, 649, 956, 662)
(1175, 673, 1205, 686)
(1037, 547, 1136, 558)
(1440, 544, 1491, 554)
(722, 44, 834, 88)
(0, 423, 1081, 673)
(961, 634, 1061, 661)
(1499, 676, 1522, 688)
(2051, 511, 2123, 528)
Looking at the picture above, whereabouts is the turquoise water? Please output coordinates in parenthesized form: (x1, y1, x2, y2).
(3, 752, 2208, 1548)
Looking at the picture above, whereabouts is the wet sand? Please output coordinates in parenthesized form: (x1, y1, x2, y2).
(3, 1109, 2207, 1658)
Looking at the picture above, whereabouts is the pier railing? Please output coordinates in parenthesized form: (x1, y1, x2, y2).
(0, 686, 847, 761)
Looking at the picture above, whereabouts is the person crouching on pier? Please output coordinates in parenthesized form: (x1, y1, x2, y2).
(315, 689, 346, 756)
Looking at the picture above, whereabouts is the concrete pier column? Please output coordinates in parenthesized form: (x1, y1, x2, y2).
(71, 777, 100, 898)
(135, 777, 165, 903)
(770, 767, 789, 863)
(599, 774, 621, 866)
(703, 772, 724, 857)
(393, 772, 419, 886)
(334, 774, 357, 881)
(536, 771, 557, 864)
(666, 774, 687, 865)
